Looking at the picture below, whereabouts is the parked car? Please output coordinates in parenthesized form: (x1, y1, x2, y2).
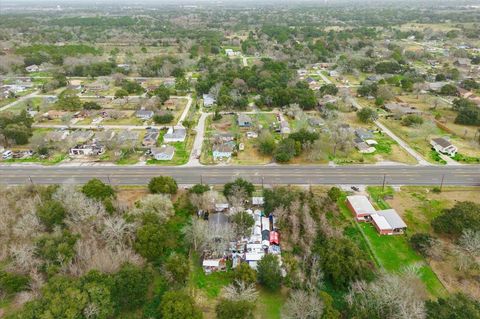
(2, 150, 13, 159)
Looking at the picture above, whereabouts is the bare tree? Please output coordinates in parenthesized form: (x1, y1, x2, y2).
(130, 194, 174, 221)
(346, 271, 427, 319)
(282, 290, 324, 319)
(227, 185, 248, 213)
(101, 216, 136, 248)
(222, 280, 259, 303)
(458, 229, 480, 257)
(183, 218, 210, 253)
(53, 185, 107, 225)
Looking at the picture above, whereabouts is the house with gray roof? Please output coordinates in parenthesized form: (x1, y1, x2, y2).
(151, 145, 175, 161)
(237, 114, 252, 127)
(163, 126, 186, 143)
(135, 110, 154, 120)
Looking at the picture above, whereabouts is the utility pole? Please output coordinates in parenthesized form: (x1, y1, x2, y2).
(261, 176, 264, 189)
(440, 174, 445, 191)
(29, 176, 33, 185)
(382, 174, 386, 191)
(107, 175, 111, 185)
(200, 175, 203, 185)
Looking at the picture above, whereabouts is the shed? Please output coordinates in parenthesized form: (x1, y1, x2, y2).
(269, 231, 279, 245)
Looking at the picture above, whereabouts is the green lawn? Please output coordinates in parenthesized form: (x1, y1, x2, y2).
(147, 133, 194, 165)
(364, 187, 447, 298)
(191, 263, 232, 299)
(255, 289, 286, 319)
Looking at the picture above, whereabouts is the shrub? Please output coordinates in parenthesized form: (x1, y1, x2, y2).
(357, 107, 378, 123)
(153, 112, 174, 124)
(112, 264, 152, 312)
(401, 114, 424, 126)
(36, 200, 66, 230)
(257, 254, 282, 291)
(148, 176, 178, 194)
(233, 262, 257, 285)
(274, 138, 297, 163)
(216, 299, 254, 319)
(82, 101, 101, 110)
(224, 178, 255, 197)
(159, 290, 202, 319)
(0, 271, 30, 295)
(327, 187, 342, 202)
(82, 178, 115, 200)
(432, 201, 480, 236)
(409, 233, 434, 257)
(189, 184, 210, 194)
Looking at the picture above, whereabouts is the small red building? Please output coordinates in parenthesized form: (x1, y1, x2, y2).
(269, 231, 279, 245)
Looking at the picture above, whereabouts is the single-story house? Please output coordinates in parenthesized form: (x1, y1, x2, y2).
(237, 114, 252, 127)
(69, 142, 104, 156)
(308, 117, 325, 127)
(355, 128, 374, 140)
(355, 141, 376, 154)
(43, 110, 69, 120)
(213, 141, 235, 160)
(384, 103, 421, 116)
(151, 145, 175, 161)
(202, 258, 226, 274)
(163, 126, 186, 143)
(430, 137, 457, 157)
(329, 70, 339, 77)
(370, 209, 407, 235)
(252, 196, 264, 206)
(142, 129, 159, 147)
(136, 110, 154, 120)
(346, 195, 376, 221)
(203, 94, 216, 107)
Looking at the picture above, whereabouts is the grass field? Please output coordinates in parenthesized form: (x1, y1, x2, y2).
(364, 187, 447, 298)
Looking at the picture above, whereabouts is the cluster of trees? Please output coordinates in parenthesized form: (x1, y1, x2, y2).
(258, 128, 320, 163)
(0, 176, 212, 318)
(16, 44, 100, 67)
(452, 98, 480, 126)
(53, 90, 100, 111)
(0, 110, 34, 145)
(196, 58, 316, 110)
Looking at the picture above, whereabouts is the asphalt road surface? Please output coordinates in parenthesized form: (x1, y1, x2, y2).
(1, 165, 479, 186)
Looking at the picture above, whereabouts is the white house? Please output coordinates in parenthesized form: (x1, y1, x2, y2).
(203, 94, 216, 107)
(213, 141, 235, 160)
(430, 137, 457, 157)
(135, 110, 154, 120)
(151, 145, 175, 161)
(25, 64, 40, 73)
(69, 143, 104, 156)
(163, 126, 186, 143)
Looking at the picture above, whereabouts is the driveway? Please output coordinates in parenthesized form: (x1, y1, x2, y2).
(186, 111, 209, 166)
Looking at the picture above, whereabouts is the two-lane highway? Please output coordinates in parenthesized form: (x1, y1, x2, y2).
(1, 165, 479, 186)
